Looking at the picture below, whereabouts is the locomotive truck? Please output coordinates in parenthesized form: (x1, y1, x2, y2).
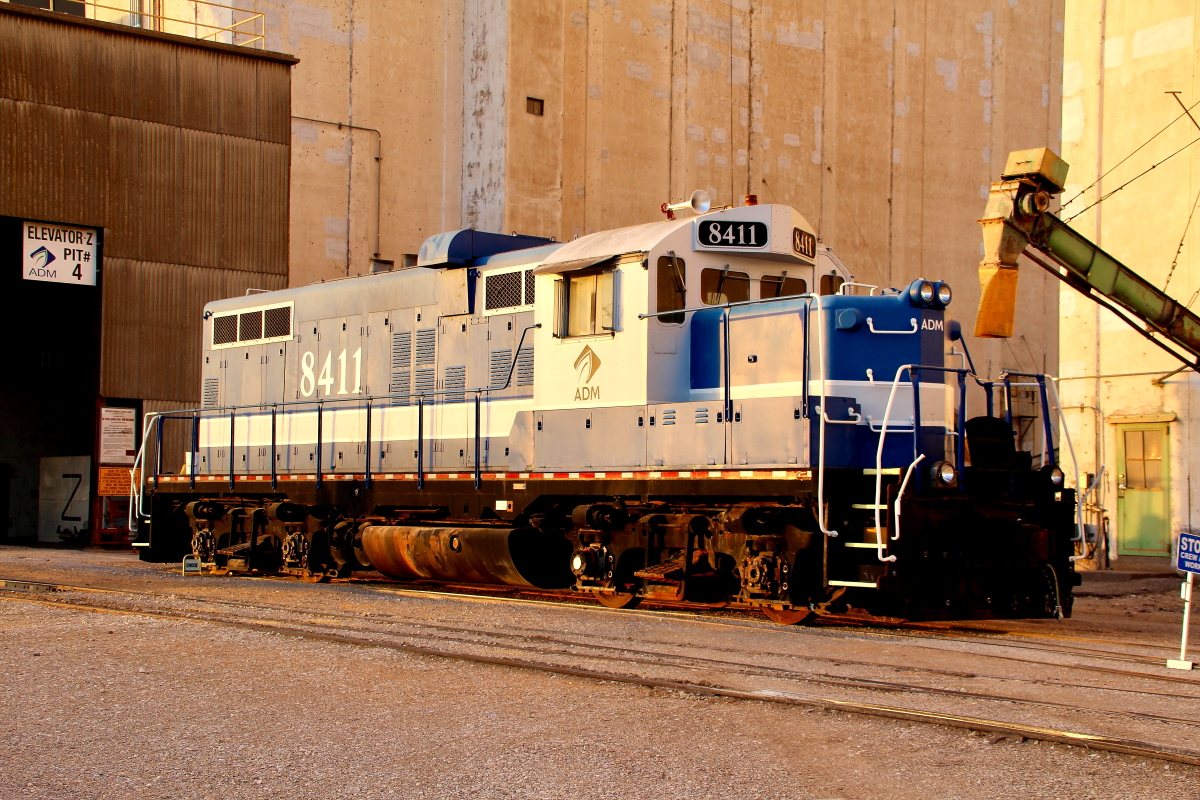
(131, 192, 1080, 624)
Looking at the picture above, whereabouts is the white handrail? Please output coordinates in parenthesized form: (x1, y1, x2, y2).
(866, 415, 915, 433)
(127, 412, 159, 531)
(819, 406, 862, 425)
(814, 293, 838, 538)
(1047, 377, 1090, 561)
(872, 364, 915, 563)
(868, 367, 912, 566)
(867, 317, 918, 334)
(891, 454, 925, 542)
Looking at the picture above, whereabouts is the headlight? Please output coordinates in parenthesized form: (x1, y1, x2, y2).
(1049, 466, 1064, 487)
(931, 461, 958, 486)
(935, 282, 952, 307)
(909, 279, 935, 306)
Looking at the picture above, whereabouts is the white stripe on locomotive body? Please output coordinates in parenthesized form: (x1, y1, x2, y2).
(192, 203, 967, 476)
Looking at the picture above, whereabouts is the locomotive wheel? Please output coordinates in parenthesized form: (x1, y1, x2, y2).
(762, 606, 813, 625)
(596, 592, 641, 610)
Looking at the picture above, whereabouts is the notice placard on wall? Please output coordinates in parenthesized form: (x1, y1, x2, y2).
(22, 221, 99, 286)
(99, 407, 137, 465)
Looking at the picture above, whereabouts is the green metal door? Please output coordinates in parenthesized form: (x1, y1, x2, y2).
(1116, 424, 1170, 556)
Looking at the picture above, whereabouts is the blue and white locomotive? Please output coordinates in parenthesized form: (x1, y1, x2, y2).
(133, 198, 1078, 622)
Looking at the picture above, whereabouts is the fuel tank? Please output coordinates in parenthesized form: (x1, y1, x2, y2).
(359, 525, 573, 589)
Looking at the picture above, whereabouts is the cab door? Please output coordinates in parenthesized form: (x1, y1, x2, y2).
(1117, 424, 1170, 556)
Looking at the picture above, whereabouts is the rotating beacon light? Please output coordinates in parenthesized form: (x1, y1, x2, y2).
(661, 190, 712, 220)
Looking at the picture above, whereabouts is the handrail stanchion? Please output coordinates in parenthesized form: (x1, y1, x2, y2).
(722, 309, 732, 423)
(190, 412, 199, 489)
(364, 398, 372, 489)
(270, 404, 278, 490)
(911, 367, 922, 493)
(154, 414, 164, 483)
(1036, 375, 1056, 467)
(800, 304, 810, 418)
(956, 370, 967, 491)
(228, 408, 235, 489)
(316, 402, 323, 490)
(1003, 375, 1013, 428)
(985, 382, 995, 418)
(417, 396, 425, 490)
(474, 392, 482, 490)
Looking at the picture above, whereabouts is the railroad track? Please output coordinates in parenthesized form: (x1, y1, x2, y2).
(3, 576, 1200, 767)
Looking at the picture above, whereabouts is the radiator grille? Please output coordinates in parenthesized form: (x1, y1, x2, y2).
(415, 368, 435, 395)
(485, 272, 523, 310)
(444, 365, 466, 403)
(415, 328, 436, 365)
(489, 349, 512, 388)
(516, 347, 534, 386)
(238, 310, 263, 342)
(213, 315, 237, 345)
(389, 370, 410, 405)
(391, 331, 412, 368)
(524, 270, 535, 304)
(263, 306, 291, 339)
(202, 377, 220, 408)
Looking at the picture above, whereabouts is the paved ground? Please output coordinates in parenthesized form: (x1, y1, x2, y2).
(1, 547, 1198, 800)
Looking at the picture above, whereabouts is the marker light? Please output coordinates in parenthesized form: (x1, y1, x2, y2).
(931, 461, 958, 486)
(1049, 466, 1065, 487)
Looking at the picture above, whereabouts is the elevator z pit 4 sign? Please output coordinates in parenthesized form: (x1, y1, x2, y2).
(23, 221, 99, 286)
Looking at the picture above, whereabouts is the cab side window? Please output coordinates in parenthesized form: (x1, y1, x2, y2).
(556, 269, 615, 336)
(656, 255, 686, 324)
(760, 274, 807, 298)
(701, 268, 750, 305)
(819, 274, 845, 295)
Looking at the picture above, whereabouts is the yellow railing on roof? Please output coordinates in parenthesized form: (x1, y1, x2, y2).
(4, 0, 265, 48)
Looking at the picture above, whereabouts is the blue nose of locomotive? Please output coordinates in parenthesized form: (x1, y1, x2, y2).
(819, 279, 950, 384)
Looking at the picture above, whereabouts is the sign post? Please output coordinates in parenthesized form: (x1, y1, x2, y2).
(1169, 532, 1200, 670)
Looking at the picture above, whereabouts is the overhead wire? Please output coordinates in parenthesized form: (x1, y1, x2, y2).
(1060, 97, 1200, 211)
(1063, 135, 1200, 223)
(1163, 184, 1200, 293)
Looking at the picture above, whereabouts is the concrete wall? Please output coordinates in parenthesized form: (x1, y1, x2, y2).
(280, 0, 1067, 411)
(1059, 1, 1200, 567)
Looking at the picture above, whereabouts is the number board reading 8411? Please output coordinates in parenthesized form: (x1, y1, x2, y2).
(697, 220, 768, 249)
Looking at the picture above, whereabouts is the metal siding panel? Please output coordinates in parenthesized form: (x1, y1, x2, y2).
(177, 47, 221, 136)
(69, 20, 113, 116)
(218, 52, 256, 140)
(259, 140, 289, 275)
(8, 102, 106, 225)
(255, 60, 290, 145)
(220, 135, 259, 272)
(177, 128, 223, 268)
(130, 39, 180, 128)
(101, 259, 286, 401)
(105, 114, 144, 260)
(140, 121, 180, 266)
(0, 14, 24, 102)
(0, 98, 16, 216)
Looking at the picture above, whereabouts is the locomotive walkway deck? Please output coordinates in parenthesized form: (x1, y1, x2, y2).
(1, 546, 1197, 799)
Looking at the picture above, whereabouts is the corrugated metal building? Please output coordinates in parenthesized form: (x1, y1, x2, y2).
(0, 2, 295, 543)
